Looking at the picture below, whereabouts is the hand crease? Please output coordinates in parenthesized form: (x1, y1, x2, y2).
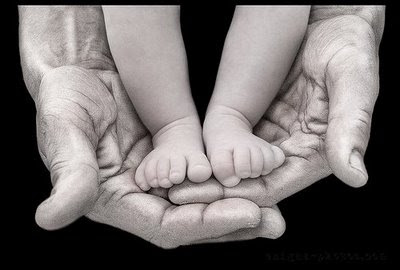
(324, 43, 357, 84)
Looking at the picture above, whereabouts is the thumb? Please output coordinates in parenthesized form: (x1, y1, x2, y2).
(35, 118, 99, 230)
(34, 69, 103, 230)
(325, 51, 379, 188)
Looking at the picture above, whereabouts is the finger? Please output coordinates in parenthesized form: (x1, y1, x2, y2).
(88, 191, 262, 249)
(189, 205, 285, 244)
(35, 118, 99, 230)
(326, 49, 379, 187)
(168, 178, 224, 204)
(169, 154, 331, 207)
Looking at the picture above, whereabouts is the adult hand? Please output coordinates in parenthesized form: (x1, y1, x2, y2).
(21, 6, 286, 248)
(20, 6, 287, 248)
(169, 6, 385, 206)
(32, 65, 285, 248)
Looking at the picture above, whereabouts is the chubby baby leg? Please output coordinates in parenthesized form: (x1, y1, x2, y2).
(203, 6, 309, 187)
(103, 6, 211, 190)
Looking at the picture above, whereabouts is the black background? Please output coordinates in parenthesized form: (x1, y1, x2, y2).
(11, 3, 396, 265)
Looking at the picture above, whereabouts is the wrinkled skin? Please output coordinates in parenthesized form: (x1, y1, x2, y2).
(24, 6, 385, 248)
(34, 66, 285, 249)
(169, 8, 384, 206)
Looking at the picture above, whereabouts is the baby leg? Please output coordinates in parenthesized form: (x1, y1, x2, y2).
(103, 6, 212, 190)
(204, 6, 310, 187)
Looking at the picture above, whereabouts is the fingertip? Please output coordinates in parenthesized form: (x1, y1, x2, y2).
(35, 191, 95, 231)
(348, 150, 368, 187)
(35, 165, 99, 230)
(260, 207, 286, 239)
(330, 150, 369, 188)
(204, 198, 262, 229)
(35, 196, 61, 230)
(340, 169, 368, 188)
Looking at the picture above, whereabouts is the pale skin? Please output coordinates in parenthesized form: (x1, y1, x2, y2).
(103, 6, 212, 190)
(20, 6, 286, 247)
(19, 5, 385, 248)
(204, 6, 310, 187)
(104, 5, 310, 189)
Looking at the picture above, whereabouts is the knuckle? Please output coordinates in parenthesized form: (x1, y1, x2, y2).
(352, 50, 376, 71)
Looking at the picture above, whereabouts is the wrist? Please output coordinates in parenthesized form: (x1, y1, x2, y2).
(19, 6, 116, 101)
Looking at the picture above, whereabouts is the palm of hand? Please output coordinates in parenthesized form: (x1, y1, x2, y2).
(36, 66, 152, 230)
(169, 14, 377, 206)
(35, 66, 285, 248)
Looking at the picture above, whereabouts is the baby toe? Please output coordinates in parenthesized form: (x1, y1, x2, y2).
(261, 147, 275, 175)
(187, 152, 212, 183)
(250, 147, 264, 178)
(210, 149, 240, 187)
(157, 157, 172, 188)
(271, 145, 285, 167)
(145, 158, 159, 188)
(233, 146, 251, 179)
(135, 161, 151, 191)
(169, 155, 186, 184)
(159, 177, 173, 188)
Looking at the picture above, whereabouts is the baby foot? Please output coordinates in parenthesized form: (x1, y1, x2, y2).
(135, 116, 212, 191)
(203, 106, 285, 187)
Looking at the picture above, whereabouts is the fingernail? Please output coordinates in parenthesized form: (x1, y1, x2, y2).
(349, 150, 368, 179)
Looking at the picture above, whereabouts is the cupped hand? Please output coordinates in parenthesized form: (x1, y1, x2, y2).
(169, 6, 384, 206)
(33, 65, 285, 248)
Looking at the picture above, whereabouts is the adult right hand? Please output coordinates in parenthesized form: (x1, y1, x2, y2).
(32, 65, 285, 248)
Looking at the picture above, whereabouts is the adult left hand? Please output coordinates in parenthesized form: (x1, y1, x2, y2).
(169, 5, 385, 206)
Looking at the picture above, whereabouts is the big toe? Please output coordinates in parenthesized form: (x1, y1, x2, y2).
(187, 153, 212, 183)
(210, 150, 241, 187)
